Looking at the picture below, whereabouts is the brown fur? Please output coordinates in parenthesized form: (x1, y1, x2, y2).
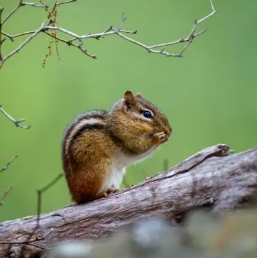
(62, 91, 172, 203)
(63, 129, 114, 203)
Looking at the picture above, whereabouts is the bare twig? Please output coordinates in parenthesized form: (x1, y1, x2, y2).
(68, 27, 137, 43)
(21, 2, 47, 8)
(119, 12, 127, 30)
(36, 173, 64, 226)
(0, 155, 18, 173)
(2, 26, 136, 43)
(55, 0, 77, 7)
(48, 0, 76, 20)
(0, 186, 14, 206)
(1, 1, 21, 25)
(197, 0, 216, 23)
(0, 22, 45, 69)
(1, 1, 47, 25)
(2, 30, 37, 40)
(0, 0, 216, 69)
(115, 0, 216, 57)
(0, 7, 3, 60)
(0, 105, 31, 129)
(0, 156, 17, 206)
(45, 31, 97, 59)
(1, 26, 136, 62)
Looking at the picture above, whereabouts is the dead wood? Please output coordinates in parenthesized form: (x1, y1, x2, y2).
(1, 144, 257, 258)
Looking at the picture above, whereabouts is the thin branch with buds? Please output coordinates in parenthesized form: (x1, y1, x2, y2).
(1, 1, 47, 26)
(0, 7, 3, 60)
(36, 173, 64, 226)
(0, 0, 216, 69)
(0, 105, 31, 129)
(0, 155, 18, 173)
(115, 0, 216, 57)
(0, 156, 17, 206)
(0, 186, 14, 206)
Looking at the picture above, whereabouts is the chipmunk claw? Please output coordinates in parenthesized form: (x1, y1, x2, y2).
(107, 187, 119, 194)
(98, 187, 119, 199)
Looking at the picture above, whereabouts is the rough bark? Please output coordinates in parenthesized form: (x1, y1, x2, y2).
(1, 144, 257, 258)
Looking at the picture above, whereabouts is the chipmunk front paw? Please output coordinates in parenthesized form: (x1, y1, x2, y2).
(152, 132, 168, 144)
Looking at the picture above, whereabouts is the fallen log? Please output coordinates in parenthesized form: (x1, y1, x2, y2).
(1, 144, 257, 258)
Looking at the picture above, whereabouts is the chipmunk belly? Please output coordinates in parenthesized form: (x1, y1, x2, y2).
(98, 165, 126, 194)
(98, 146, 157, 194)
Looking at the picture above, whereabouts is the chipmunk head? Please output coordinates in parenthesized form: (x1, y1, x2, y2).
(110, 90, 172, 143)
(124, 90, 171, 138)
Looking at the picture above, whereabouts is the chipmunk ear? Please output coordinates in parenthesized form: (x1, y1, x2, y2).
(136, 93, 143, 99)
(124, 90, 136, 110)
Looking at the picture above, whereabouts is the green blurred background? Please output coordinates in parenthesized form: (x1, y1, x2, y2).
(0, 0, 256, 223)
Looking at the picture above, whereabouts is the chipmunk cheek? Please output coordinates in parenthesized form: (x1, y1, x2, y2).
(138, 122, 152, 134)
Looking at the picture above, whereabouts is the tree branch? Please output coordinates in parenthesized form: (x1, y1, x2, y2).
(1, 1, 46, 26)
(1, 144, 257, 258)
(115, 0, 216, 58)
(0, 186, 14, 206)
(0, 155, 18, 173)
(0, 7, 3, 60)
(0, 0, 217, 69)
(36, 173, 64, 226)
(0, 156, 17, 206)
(0, 22, 46, 69)
(0, 105, 31, 129)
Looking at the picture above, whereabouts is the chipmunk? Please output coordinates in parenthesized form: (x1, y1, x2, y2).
(62, 90, 172, 204)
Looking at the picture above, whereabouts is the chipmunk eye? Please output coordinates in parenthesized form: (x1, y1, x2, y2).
(142, 110, 153, 119)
